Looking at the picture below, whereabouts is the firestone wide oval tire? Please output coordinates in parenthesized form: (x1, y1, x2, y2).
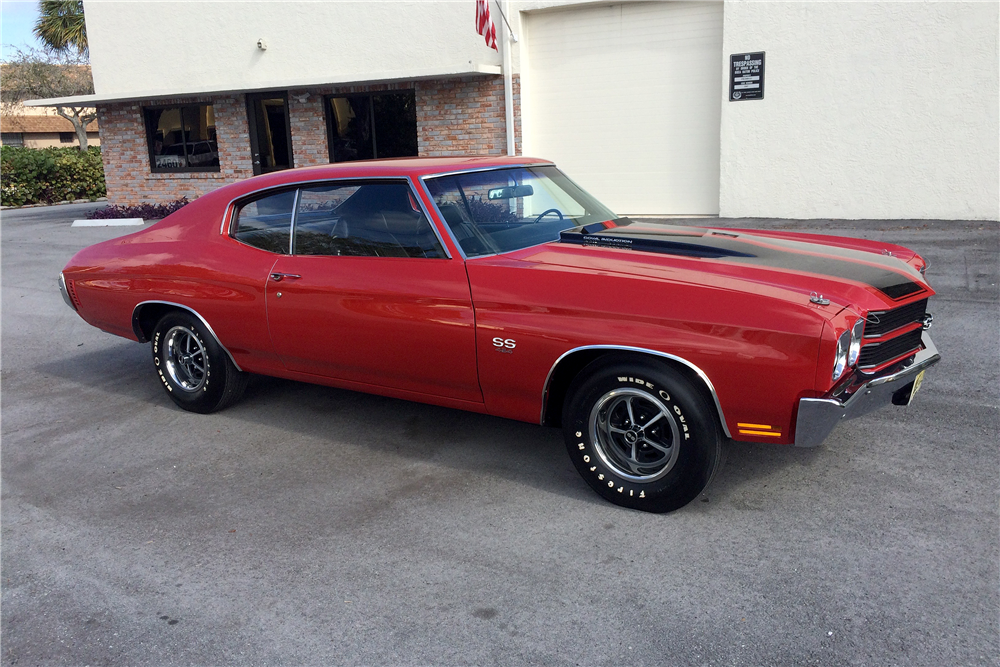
(151, 311, 248, 414)
(562, 357, 722, 513)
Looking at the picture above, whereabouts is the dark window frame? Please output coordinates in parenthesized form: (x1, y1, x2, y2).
(59, 132, 75, 143)
(245, 92, 294, 176)
(323, 90, 418, 163)
(143, 103, 220, 174)
(226, 178, 448, 260)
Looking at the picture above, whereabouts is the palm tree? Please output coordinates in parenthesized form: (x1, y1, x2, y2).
(33, 1, 88, 55)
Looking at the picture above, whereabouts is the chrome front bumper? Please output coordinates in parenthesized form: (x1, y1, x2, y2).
(794, 333, 941, 447)
(58, 272, 76, 311)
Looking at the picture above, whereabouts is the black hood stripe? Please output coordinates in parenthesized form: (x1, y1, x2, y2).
(559, 222, 924, 300)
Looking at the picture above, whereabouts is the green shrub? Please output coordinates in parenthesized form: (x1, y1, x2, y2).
(0, 145, 106, 207)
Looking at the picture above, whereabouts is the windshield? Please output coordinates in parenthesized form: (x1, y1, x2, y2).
(424, 166, 617, 257)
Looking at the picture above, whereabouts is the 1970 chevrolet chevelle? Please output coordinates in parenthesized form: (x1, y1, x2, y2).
(60, 157, 940, 512)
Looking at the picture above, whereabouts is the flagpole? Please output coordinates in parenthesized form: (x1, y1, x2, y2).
(492, 0, 517, 41)
(499, 0, 516, 156)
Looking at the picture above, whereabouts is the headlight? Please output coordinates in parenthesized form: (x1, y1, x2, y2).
(848, 318, 864, 367)
(832, 319, 864, 382)
(832, 329, 852, 381)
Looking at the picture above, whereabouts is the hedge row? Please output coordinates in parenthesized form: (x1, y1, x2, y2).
(87, 198, 189, 220)
(0, 146, 107, 207)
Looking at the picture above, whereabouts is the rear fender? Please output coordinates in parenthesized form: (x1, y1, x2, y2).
(132, 300, 242, 371)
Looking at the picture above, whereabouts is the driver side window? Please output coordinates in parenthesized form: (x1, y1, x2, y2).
(293, 182, 445, 258)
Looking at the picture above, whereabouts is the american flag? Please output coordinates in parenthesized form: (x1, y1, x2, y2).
(476, 0, 498, 51)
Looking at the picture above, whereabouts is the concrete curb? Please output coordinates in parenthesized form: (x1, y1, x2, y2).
(72, 218, 145, 227)
(1, 197, 108, 210)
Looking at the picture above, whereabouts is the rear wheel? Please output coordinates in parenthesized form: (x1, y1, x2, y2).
(562, 357, 722, 512)
(152, 311, 247, 413)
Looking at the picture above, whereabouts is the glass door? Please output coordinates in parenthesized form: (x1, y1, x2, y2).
(246, 92, 293, 175)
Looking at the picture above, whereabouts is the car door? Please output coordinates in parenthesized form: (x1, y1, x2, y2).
(258, 180, 482, 403)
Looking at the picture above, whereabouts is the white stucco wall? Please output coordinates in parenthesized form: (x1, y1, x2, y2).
(719, 1, 999, 220)
(80, 0, 998, 220)
(83, 1, 503, 97)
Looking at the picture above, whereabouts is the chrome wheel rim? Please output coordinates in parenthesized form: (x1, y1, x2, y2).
(589, 388, 680, 482)
(164, 326, 206, 392)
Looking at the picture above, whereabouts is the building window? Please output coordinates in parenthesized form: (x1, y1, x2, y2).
(325, 91, 417, 163)
(1, 133, 24, 146)
(59, 132, 75, 143)
(143, 104, 220, 172)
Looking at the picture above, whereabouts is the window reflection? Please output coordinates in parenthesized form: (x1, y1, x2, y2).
(426, 167, 616, 257)
(249, 97, 291, 171)
(233, 190, 296, 254)
(329, 96, 373, 162)
(144, 104, 219, 172)
(327, 91, 417, 162)
(373, 93, 417, 158)
(294, 182, 443, 258)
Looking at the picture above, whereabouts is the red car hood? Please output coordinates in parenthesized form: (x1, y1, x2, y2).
(512, 221, 931, 313)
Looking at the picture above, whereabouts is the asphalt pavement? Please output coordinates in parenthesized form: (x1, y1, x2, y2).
(2, 203, 997, 666)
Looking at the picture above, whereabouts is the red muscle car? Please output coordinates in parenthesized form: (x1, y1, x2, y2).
(59, 157, 940, 512)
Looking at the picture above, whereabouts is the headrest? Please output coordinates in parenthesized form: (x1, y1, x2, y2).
(437, 203, 466, 226)
(380, 211, 428, 235)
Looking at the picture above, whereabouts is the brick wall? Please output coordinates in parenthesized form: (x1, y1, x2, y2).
(97, 95, 253, 206)
(288, 75, 522, 163)
(98, 75, 521, 205)
(286, 90, 328, 168)
(416, 74, 521, 156)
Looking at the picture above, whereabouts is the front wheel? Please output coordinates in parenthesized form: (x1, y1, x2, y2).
(562, 357, 722, 513)
(152, 311, 248, 414)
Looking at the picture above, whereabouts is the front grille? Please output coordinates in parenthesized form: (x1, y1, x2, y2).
(859, 327, 923, 369)
(865, 299, 928, 338)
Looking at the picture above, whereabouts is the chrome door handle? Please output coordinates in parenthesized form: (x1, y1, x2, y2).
(270, 272, 301, 282)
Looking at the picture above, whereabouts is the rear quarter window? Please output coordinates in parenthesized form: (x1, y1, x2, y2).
(232, 190, 296, 253)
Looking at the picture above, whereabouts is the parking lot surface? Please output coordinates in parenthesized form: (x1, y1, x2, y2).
(2, 203, 998, 666)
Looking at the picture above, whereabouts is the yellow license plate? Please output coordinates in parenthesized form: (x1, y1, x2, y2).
(909, 370, 926, 404)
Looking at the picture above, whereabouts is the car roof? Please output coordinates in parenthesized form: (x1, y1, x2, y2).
(233, 156, 555, 191)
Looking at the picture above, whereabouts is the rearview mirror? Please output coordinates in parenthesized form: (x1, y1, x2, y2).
(488, 184, 534, 200)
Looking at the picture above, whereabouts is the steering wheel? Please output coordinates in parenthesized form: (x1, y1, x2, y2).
(533, 208, 564, 224)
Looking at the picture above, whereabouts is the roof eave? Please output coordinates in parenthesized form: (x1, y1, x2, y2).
(23, 63, 504, 108)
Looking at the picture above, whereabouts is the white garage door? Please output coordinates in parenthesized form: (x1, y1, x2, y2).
(523, 2, 724, 215)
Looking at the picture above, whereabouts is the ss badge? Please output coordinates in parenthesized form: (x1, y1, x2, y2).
(492, 337, 516, 354)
